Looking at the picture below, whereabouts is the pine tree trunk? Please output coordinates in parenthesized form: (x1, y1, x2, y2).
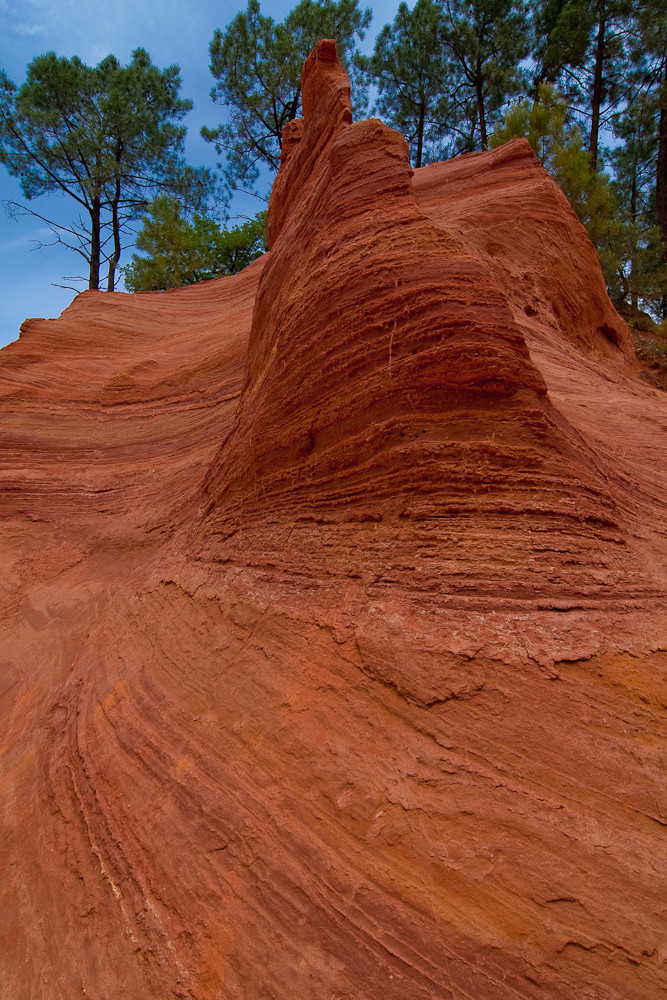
(106, 178, 122, 292)
(590, 0, 606, 173)
(88, 198, 101, 290)
(416, 104, 425, 168)
(476, 69, 487, 151)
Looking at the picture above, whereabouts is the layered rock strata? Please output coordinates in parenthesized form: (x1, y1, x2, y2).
(1, 40, 665, 1000)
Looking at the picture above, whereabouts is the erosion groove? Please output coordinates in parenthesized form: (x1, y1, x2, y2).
(1, 40, 665, 1000)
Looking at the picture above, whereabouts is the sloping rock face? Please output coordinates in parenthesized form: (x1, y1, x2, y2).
(1, 40, 666, 1000)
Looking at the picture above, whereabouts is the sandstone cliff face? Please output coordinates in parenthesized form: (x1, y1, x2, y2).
(1, 41, 665, 1000)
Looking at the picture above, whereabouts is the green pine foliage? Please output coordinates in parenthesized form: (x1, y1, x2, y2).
(626, 0, 667, 318)
(202, 0, 371, 200)
(366, 0, 532, 159)
(527, 0, 666, 316)
(532, 0, 631, 170)
(0, 50, 213, 291)
(532, 0, 595, 85)
(439, 0, 532, 151)
(367, 0, 452, 167)
(124, 196, 267, 291)
(608, 95, 666, 315)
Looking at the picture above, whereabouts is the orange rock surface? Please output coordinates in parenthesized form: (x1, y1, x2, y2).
(1, 40, 666, 1000)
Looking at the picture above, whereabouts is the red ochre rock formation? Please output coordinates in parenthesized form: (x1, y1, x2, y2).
(1, 40, 666, 1000)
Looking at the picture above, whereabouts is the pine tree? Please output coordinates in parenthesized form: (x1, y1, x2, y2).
(203, 0, 371, 200)
(367, 0, 453, 167)
(609, 95, 665, 316)
(532, 0, 594, 87)
(532, 0, 632, 171)
(0, 50, 212, 290)
(124, 197, 267, 291)
(439, 0, 531, 151)
(627, 0, 667, 317)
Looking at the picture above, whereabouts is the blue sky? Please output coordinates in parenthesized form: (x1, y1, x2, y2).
(0, 0, 402, 347)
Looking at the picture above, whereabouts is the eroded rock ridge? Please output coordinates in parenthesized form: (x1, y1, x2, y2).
(0, 39, 665, 1000)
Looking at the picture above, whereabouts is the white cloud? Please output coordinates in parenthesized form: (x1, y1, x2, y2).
(0, 228, 51, 251)
(12, 22, 45, 36)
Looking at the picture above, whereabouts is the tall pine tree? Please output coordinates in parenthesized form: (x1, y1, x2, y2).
(609, 95, 664, 315)
(203, 0, 371, 200)
(0, 50, 212, 290)
(367, 0, 453, 167)
(532, 0, 632, 171)
(629, 0, 667, 317)
(439, 0, 531, 151)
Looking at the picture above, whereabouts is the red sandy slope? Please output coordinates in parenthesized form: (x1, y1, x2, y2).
(1, 40, 665, 1000)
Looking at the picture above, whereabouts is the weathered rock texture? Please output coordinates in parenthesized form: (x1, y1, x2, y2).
(1, 40, 666, 1000)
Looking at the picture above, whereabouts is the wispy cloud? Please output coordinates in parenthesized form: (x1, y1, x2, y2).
(0, 228, 51, 252)
(12, 22, 45, 36)
(1, 0, 66, 43)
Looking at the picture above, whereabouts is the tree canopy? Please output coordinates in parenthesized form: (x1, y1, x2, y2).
(366, 0, 531, 158)
(363, 0, 665, 317)
(627, 0, 667, 317)
(202, 0, 371, 200)
(527, 0, 666, 316)
(0, 49, 213, 290)
(124, 197, 267, 291)
(367, 0, 452, 167)
(439, 0, 531, 151)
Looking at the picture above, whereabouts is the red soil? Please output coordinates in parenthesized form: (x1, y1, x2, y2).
(1, 40, 665, 1000)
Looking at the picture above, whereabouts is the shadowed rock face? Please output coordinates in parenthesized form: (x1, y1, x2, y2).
(1, 40, 666, 1000)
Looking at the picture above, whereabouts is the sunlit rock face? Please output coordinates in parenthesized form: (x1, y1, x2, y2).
(1, 39, 665, 1000)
